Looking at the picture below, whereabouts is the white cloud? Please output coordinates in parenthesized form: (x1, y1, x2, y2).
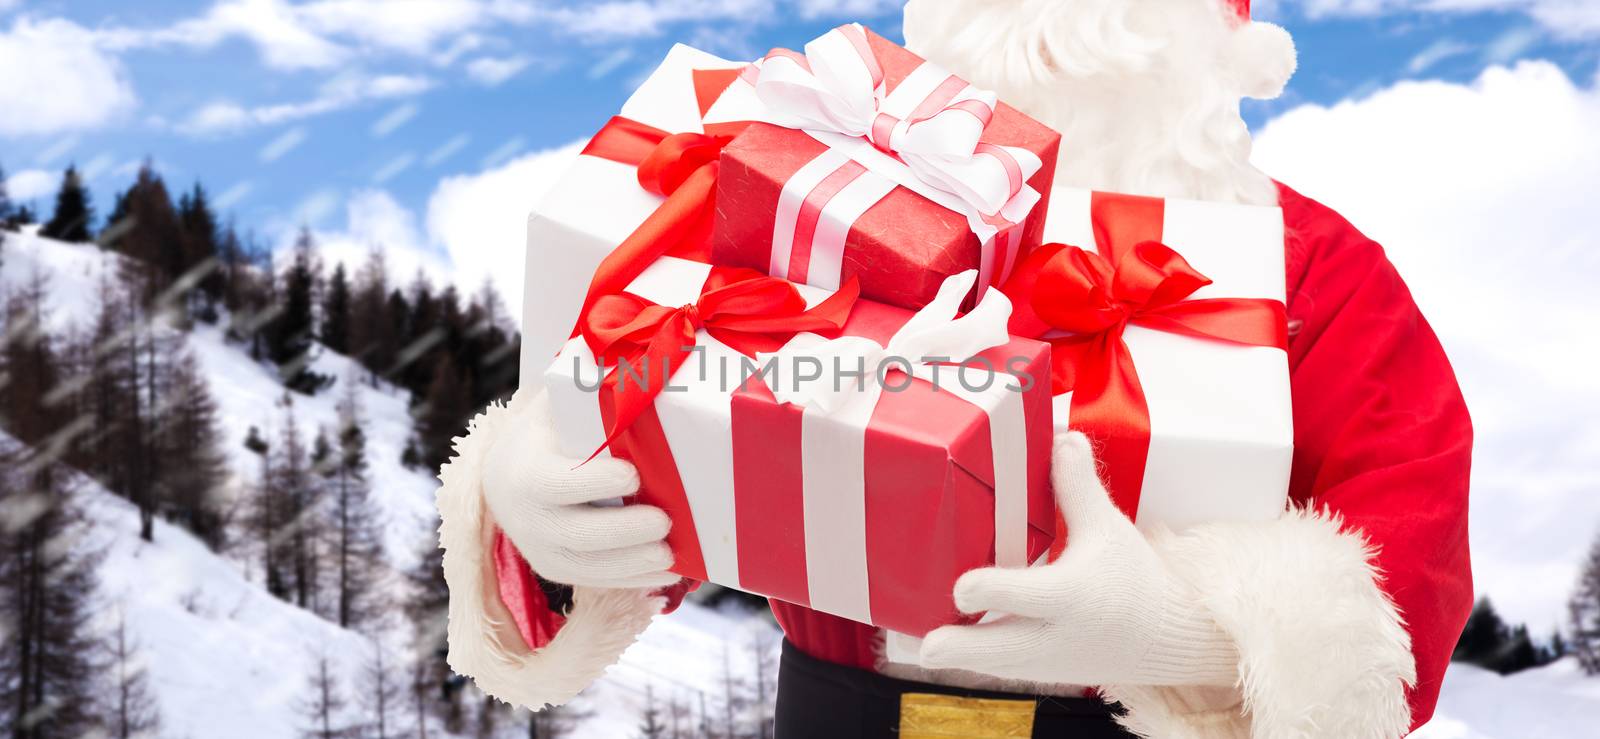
(1252, 60, 1600, 629)
(792, 0, 903, 19)
(426, 141, 584, 315)
(465, 55, 532, 86)
(1483, 25, 1542, 64)
(1408, 37, 1472, 73)
(149, 0, 351, 70)
(180, 73, 434, 135)
(1297, 0, 1600, 39)
(4, 168, 55, 201)
(312, 189, 455, 287)
(0, 18, 137, 137)
(295, 142, 581, 316)
(113, 0, 537, 71)
(537, 0, 766, 37)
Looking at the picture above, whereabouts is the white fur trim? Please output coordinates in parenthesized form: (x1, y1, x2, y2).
(1228, 21, 1297, 100)
(436, 391, 662, 709)
(1103, 508, 1416, 739)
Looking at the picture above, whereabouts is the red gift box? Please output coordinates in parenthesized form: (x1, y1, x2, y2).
(708, 24, 1061, 311)
(544, 258, 1057, 637)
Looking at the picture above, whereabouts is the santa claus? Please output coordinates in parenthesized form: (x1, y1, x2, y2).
(435, 0, 1474, 736)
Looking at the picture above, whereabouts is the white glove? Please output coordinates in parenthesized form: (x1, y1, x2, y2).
(481, 391, 678, 590)
(919, 432, 1240, 687)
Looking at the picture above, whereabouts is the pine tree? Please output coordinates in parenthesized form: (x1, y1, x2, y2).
(408, 656, 433, 739)
(177, 182, 224, 312)
(526, 702, 589, 739)
(326, 381, 387, 631)
(322, 263, 353, 355)
(8, 204, 35, 229)
(394, 272, 443, 397)
(106, 609, 162, 739)
(348, 250, 394, 381)
(417, 355, 473, 472)
(299, 654, 355, 739)
(255, 396, 323, 608)
(1571, 527, 1600, 675)
(637, 686, 667, 739)
(268, 230, 323, 392)
(0, 160, 14, 228)
(110, 162, 186, 309)
(284, 399, 322, 611)
(0, 272, 65, 449)
(40, 165, 94, 243)
(405, 527, 458, 734)
(1494, 624, 1540, 675)
(359, 643, 402, 739)
(158, 349, 229, 548)
(1453, 597, 1509, 667)
(0, 443, 105, 739)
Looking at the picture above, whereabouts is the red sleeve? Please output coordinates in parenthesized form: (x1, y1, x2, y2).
(1278, 182, 1474, 730)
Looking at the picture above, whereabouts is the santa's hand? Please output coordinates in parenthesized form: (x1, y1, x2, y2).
(481, 390, 677, 590)
(919, 432, 1239, 687)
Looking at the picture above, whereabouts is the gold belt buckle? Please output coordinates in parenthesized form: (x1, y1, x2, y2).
(898, 692, 1036, 738)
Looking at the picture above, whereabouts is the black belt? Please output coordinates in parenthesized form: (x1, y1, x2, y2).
(775, 640, 1133, 738)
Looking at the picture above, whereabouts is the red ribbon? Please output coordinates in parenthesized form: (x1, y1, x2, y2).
(1000, 193, 1287, 558)
(571, 67, 752, 340)
(579, 266, 859, 455)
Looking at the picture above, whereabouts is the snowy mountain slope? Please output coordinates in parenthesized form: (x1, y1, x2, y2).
(2, 229, 778, 736)
(0, 227, 440, 565)
(0, 226, 118, 330)
(13, 428, 378, 739)
(1417, 660, 1600, 739)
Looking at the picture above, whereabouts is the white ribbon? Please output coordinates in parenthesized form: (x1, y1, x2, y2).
(747, 24, 1040, 223)
(759, 269, 1032, 625)
(759, 270, 1013, 415)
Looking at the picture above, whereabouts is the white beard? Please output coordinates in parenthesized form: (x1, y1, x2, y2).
(903, 0, 1296, 207)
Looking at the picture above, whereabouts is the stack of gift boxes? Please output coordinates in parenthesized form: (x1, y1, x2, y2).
(512, 24, 1295, 648)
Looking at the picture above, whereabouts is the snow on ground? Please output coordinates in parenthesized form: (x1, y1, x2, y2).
(0, 226, 117, 330)
(186, 323, 441, 564)
(1417, 659, 1600, 739)
(573, 601, 782, 738)
(9, 429, 379, 739)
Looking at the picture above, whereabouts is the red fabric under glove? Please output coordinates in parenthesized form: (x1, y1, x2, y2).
(499, 182, 1473, 731)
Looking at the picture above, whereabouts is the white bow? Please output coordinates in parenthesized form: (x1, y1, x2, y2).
(747, 24, 1037, 220)
(760, 270, 1014, 416)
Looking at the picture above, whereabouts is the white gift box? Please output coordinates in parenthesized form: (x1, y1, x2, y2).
(518, 45, 754, 388)
(1040, 187, 1293, 534)
(886, 188, 1294, 665)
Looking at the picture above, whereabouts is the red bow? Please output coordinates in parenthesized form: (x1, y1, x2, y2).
(572, 116, 750, 332)
(1003, 238, 1286, 556)
(580, 267, 859, 456)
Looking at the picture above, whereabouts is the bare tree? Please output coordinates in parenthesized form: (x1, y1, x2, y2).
(0, 444, 105, 739)
(299, 653, 355, 739)
(1571, 527, 1600, 675)
(637, 685, 666, 739)
(106, 609, 161, 739)
(359, 642, 402, 739)
(748, 632, 777, 739)
(324, 381, 388, 631)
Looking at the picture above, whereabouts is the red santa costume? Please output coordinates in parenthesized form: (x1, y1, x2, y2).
(433, 1, 1474, 736)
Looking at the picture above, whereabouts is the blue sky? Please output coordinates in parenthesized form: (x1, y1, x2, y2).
(0, 0, 1593, 251)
